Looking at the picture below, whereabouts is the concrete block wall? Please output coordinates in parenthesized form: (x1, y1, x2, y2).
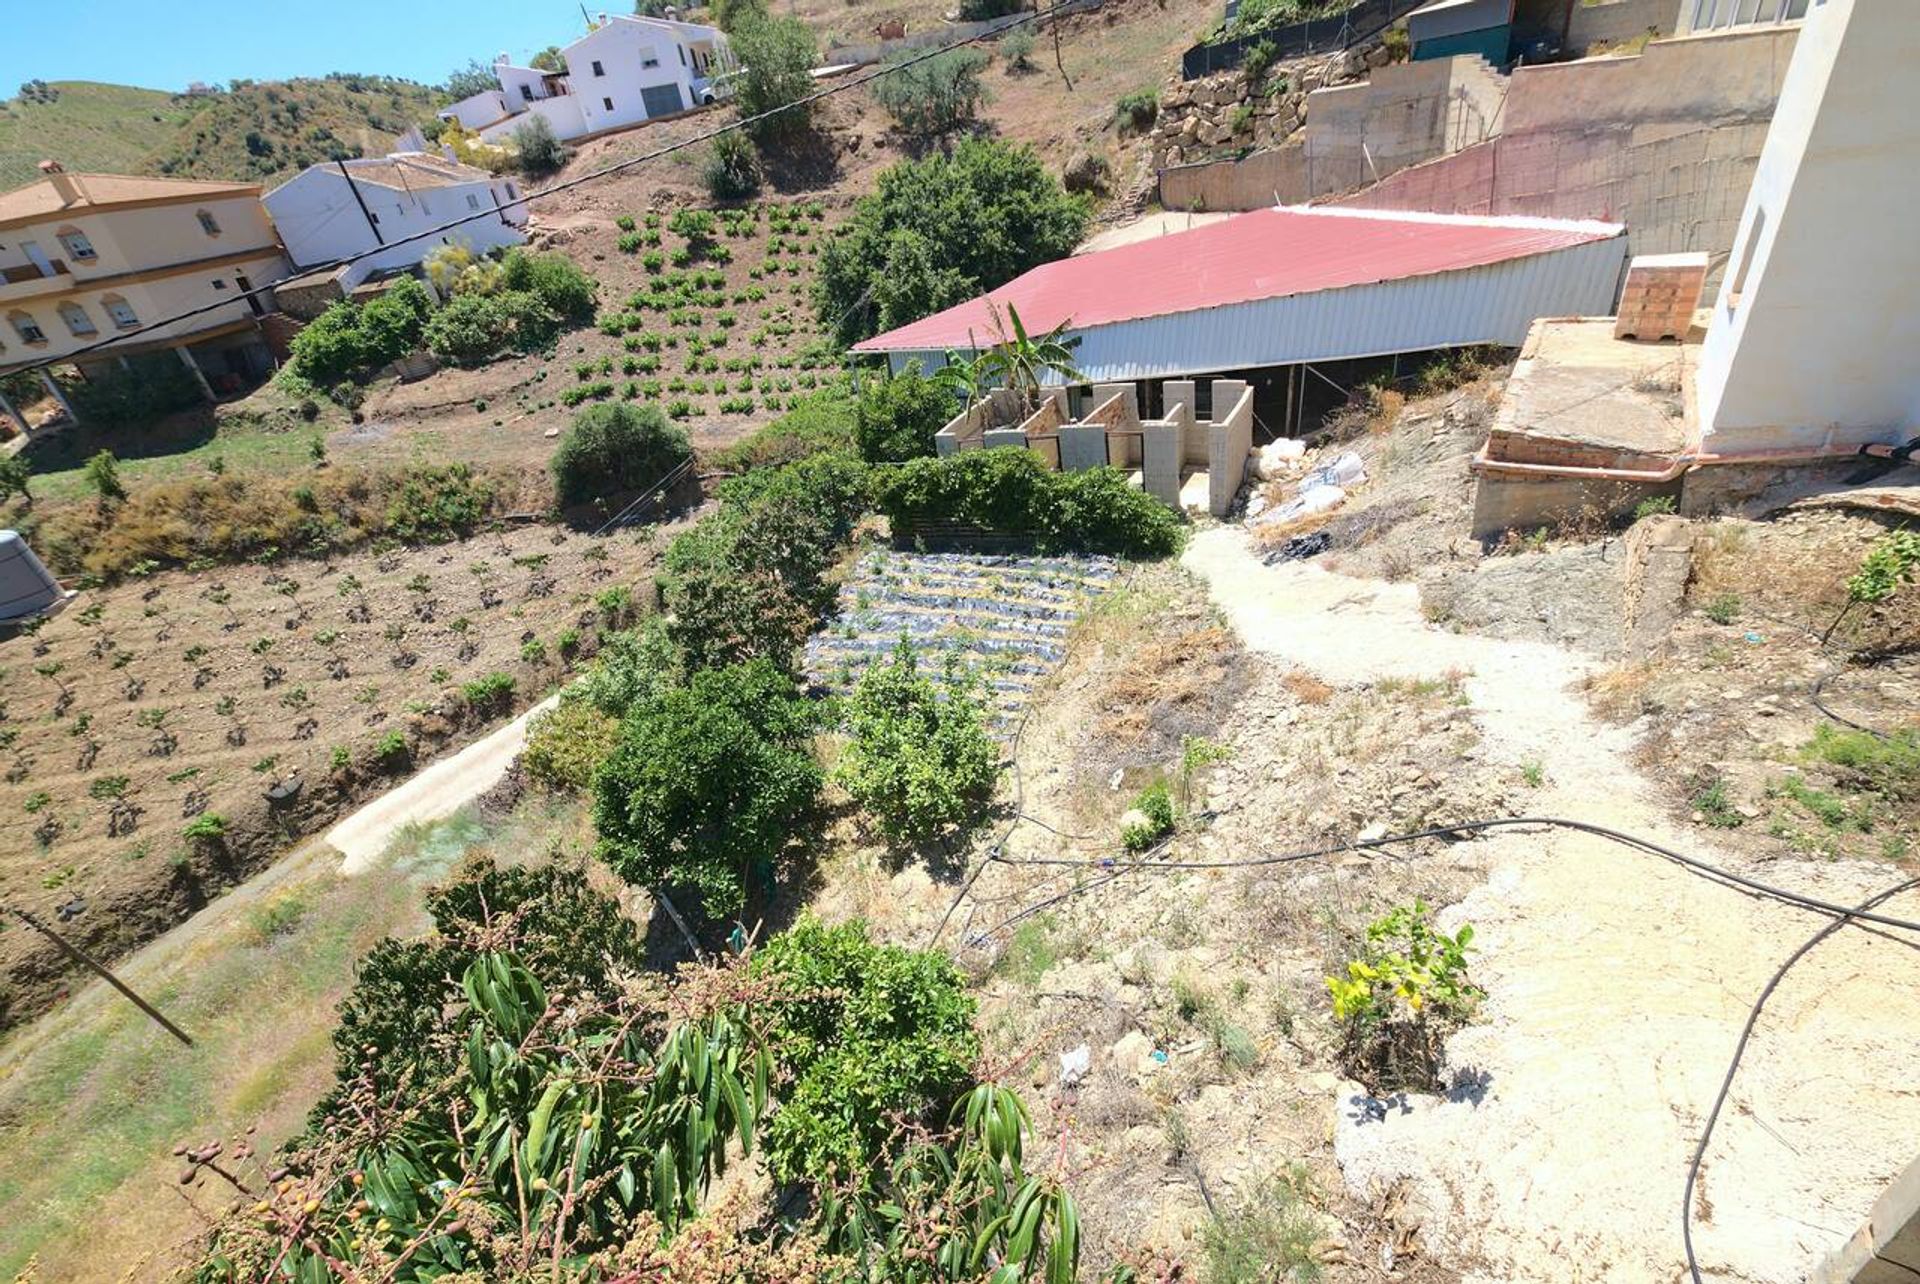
(1207, 380, 1254, 517)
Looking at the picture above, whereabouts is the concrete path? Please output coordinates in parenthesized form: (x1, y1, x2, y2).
(327, 695, 558, 874)
(1183, 527, 1920, 1284)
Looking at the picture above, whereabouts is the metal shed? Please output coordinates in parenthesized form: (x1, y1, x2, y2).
(854, 204, 1628, 386)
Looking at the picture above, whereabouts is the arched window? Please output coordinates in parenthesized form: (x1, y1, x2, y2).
(197, 208, 222, 236)
(56, 225, 97, 261)
(9, 310, 47, 344)
(58, 301, 97, 336)
(100, 293, 139, 329)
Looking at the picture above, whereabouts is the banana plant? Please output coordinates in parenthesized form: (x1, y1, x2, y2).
(977, 303, 1083, 414)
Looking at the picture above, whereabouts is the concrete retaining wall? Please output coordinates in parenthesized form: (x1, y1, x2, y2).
(1565, 0, 1673, 52)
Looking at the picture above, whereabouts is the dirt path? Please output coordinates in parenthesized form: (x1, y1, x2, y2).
(327, 694, 556, 874)
(1182, 527, 1920, 1284)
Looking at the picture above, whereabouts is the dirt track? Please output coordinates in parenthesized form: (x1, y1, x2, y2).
(1183, 527, 1920, 1284)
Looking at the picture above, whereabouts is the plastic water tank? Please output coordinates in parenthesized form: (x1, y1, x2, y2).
(0, 530, 61, 622)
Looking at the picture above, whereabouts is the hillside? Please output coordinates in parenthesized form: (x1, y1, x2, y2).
(0, 81, 210, 189)
(146, 74, 446, 184)
(0, 74, 445, 192)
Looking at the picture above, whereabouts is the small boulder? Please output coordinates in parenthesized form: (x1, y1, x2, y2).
(1062, 151, 1111, 195)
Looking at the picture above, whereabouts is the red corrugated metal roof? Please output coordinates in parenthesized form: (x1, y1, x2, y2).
(852, 205, 1623, 353)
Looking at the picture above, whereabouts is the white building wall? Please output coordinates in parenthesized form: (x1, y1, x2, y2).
(476, 93, 588, 144)
(262, 166, 528, 285)
(494, 61, 556, 106)
(564, 17, 714, 136)
(1694, 0, 1920, 453)
(440, 90, 513, 131)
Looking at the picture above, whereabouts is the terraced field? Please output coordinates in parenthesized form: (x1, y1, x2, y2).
(805, 551, 1116, 728)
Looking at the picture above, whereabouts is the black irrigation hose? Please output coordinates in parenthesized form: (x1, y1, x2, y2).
(1810, 665, 1911, 742)
(971, 816, 1920, 939)
(1680, 877, 1920, 1284)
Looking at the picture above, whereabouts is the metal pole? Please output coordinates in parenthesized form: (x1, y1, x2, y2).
(337, 161, 385, 247)
(9, 908, 193, 1045)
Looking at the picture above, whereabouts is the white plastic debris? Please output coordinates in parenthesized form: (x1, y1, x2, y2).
(1250, 438, 1309, 481)
(1302, 450, 1365, 490)
(1059, 1044, 1091, 1087)
(1258, 483, 1346, 527)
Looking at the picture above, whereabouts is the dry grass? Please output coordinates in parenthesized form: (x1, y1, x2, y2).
(1097, 625, 1238, 743)
(1585, 660, 1660, 723)
(1281, 669, 1334, 705)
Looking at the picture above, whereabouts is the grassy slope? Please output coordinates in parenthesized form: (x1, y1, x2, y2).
(0, 82, 210, 189)
(0, 76, 444, 192)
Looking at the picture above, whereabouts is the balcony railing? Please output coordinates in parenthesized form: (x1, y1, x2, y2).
(0, 259, 69, 286)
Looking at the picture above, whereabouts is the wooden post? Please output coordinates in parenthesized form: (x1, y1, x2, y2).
(9, 908, 193, 1046)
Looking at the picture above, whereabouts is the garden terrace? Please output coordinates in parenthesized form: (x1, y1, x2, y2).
(804, 550, 1115, 730)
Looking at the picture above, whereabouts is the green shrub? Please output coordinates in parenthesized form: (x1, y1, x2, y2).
(500, 247, 597, 325)
(1240, 39, 1278, 84)
(593, 659, 820, 917)
(875, 448, 1182, 557)
(288, 276, 432, 385)
(64, 354, 203, 425)
(1001, 26, 1036, 69)
(816, 140, 1089, 346)
(182, 812, 228, 843)
(372, 729, 409, 766)
(1114, 88, 1158, 133)
(384, 462, 493, 541)
(512, 112, 570, 175)
(711, 388, 857, 470)
(84, 450, 126, 503)
(523, 697, 623, 791)
(703, 129, 763, 200)
(835, 641, 1000, 845)
(423, 289, 554, 365)
(1703, 592, 1742, 625)
(573, 619, 684, 717)
(1326, 900, 1481, 1093)
(873, 47, 990, 136)
(459, 670, 516, 713)
(1632, 494, 1677, 522)
(854, 364, 954, 462)
(752, 917, 979, 1183)
(1121, 779, 1175, 851)
(550, 401, 692, 507)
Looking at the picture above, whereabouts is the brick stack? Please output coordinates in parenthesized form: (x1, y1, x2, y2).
(1614, 252, 1709, 342)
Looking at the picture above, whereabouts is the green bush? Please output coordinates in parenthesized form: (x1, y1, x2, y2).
(1121, 779, 1175, 851)
(711, 388, 856, 470)
(752, 917, 979, 1183)
(816, 140, 1089, 346)
(572, 619, 684, 718)
(422, 288, 563, 365)
(873, 47, 990, 136)
(523, 697, 623, 791)
(384, 462, 493, 541)
(459, 670, 516, 713)
(512, 112, 570, 175)
(592, 659, 821, 918)
(1114, 88, 1158, 133)
(64, 353, 203, 425)
(875, 448, 1183, 557)
(1326, 900, 1482, 1093)
(835, 641, 1000, 845)
(500, 247, 597, 325)
(854, 364, 954, 462)
(288, 275, 432, 384)
(550, 401, 692, 507)
(731, 14, 818, 141)
(704, 129, 763, 200)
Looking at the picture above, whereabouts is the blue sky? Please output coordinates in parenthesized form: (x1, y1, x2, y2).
(2, 0, 608, 94)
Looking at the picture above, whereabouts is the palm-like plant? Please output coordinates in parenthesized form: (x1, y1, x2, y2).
(978, 302, 1083, 412)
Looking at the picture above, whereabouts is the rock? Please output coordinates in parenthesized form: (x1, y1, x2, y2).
(543, 426, 560, 438)
(1112, 1030, 1156, 1077)
(1357, 821, 1388, 842)
(1366, 42, 1391, 68)
(1062, 150, 1111, 195)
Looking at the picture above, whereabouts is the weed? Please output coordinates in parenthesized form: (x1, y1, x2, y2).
(1703, 593, 1742, 625)
(245, 890, 312, 945)
(996, 915, 1062, 986)
(1520, 761, 1545, 788)
(1691, 776, 1745, 829)
(1202, 1167, 1325, 1284)
(1803, 724, 1920, 801)
(1774, 776, 1870, 833)
(1633, 494, 1677, 522)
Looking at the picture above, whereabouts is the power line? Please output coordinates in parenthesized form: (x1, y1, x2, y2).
(6, 2, 1076, 380)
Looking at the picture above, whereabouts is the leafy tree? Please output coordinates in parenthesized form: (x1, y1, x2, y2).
(529, 44, 566, 72)
(443, 58, 499, 98)
(572, 618, 684, 718)
(523, 698, 623, 792)
(551, 401, 692, 507)
(512, 112, 570, 175)
(287, 275, 432, 384)
(872, 47, 990, 136)
(501, 247, 597, 324)
(816, 140, 1090, 346)
(593, 660, 821, 917)
(709, 0, 770, 32)
(854, 363, 956, 462)
(0, 455, 30, 507)
(752, 917, 980, 1184)
(835, 641, 1000, 845)
(730, 15, 818, 140)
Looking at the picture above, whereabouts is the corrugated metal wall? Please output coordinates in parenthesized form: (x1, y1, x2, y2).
(887, 233, 1626, 383)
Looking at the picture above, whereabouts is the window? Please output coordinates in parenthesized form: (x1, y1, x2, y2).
(466, 192, 481, 210)
(211, 278, 228, 290)
(520, 83, 535, 102)
(9, 311, 46, 344)
(603, 96, 615, 111)
(676, 44, 685, 66)
(58, 301, 96, 336)
(506, 181, 519, 199)
(196, 209, 222, 236)
(592, 59, 605, 76)
(103, 296, 139, 328)
(644, 49, 662, 68)
(57, 228, 96, 261)
(1726, 206, 1766, 313)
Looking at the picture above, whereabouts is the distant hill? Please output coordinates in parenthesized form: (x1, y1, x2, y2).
(0, 75, 447, 193)
(0, 82, 210, 189)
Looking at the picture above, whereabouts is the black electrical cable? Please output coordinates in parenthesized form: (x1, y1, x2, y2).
(8, 0, 1082, 380)
(1680, 877, 1920, 1284)
(969, 815, 1920, 939)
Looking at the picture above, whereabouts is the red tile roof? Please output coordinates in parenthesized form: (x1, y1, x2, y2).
(852, 205, 1623, 352)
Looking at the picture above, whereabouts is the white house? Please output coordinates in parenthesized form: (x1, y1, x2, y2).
(441, 14, 737, 146)
(262, 152, 529, 290)
(1693, 0, 1920, 456)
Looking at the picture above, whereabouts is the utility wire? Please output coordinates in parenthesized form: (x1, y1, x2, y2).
(1680, 877, 1920, 1284)
(8, 1, 1079, 380)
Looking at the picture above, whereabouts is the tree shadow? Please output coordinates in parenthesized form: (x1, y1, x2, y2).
(20, 404, 218, 475)
(758, 126, 843, 193)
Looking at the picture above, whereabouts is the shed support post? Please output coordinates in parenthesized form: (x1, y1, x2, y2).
(175, 346, 216, 403)
(0, 384, 28, 436)
(37, 369, 77, 425)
